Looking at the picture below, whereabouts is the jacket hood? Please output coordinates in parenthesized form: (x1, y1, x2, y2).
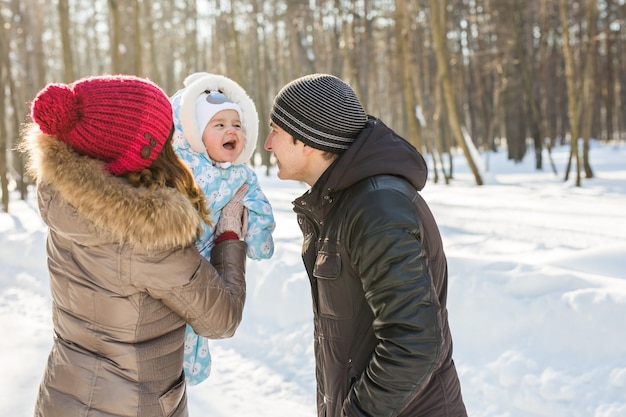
(22, 127, 203, 250)
(175, 72, 258, 165)
(325, 117, 428, 193)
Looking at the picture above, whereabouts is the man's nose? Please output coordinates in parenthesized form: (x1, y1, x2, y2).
(264, 134, 272, 151)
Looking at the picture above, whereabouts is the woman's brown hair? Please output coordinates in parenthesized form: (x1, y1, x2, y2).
(123, 128, 212, 226)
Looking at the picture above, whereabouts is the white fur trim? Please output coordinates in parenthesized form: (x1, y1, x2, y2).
(179, 72, 258, 165)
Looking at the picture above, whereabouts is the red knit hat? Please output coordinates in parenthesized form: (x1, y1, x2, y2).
(30, 75, 173, 175)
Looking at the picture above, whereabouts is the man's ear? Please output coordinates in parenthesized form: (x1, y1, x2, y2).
(301, 143, 316, 155)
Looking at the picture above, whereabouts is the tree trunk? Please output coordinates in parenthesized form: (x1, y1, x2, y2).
(580, 0, 598, 179)
(537, 1, 558, 175)
(58, 0, 75, 82)
(251, 0, 267, 170)
(514, 6, 544, 170)
(486, 62, 506, 160)
(0, 12, 9, 212)
(559, 0, 582, 186)
(340, 19, 362, 100)
(394, 0, 422, 151)
(143, 0, 161, 85)
(408, 2, 441, 182)
(133, 0, 142, 75)
(108, 0, 121, 73)
(227, 0, 243, 83)
(429, 0, 483, 185)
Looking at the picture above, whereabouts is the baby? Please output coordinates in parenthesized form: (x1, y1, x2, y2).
(171, 72, 275, 385)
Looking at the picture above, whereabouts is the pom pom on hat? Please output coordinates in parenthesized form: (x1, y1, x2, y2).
(270, 74, 367, 154)
(31, 84, 81, 136)
(30, 75, 174, 175)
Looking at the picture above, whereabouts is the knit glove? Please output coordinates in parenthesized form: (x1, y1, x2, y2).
(215, 184, 249, 239)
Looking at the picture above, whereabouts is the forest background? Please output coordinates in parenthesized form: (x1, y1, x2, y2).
(1, 0, 625, 211)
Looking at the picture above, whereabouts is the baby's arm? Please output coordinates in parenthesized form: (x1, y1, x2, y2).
(241, 171, 275, 260)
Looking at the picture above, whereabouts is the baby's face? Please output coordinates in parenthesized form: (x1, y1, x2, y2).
(202, 109, 245, 163)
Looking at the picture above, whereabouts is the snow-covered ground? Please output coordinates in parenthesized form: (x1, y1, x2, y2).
(1, 141, 625, 417)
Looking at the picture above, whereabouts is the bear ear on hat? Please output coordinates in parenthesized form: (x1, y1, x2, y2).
(31, 83, 81, 137)
(183, 72, 211, 87)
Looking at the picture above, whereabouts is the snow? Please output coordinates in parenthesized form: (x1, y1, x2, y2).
(2, 141, 625, 417)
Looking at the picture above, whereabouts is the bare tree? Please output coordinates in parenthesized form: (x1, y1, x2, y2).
(429, 0, 483, 185)
(579, 0, 598, 179)
(559, 0, 598, 186)
(251, 0, 272, 172)
(108, 0, 122, 73)
(133, 0, 142, 76)
(0, 12, 9, 212)
(143, 0, 161, 84)
(58, 0, 75, 82)
(537, 1, 559, 174)
(394, 0, 423, 151)
(515, 3, 546, 170)
(226, 0, 243, 83)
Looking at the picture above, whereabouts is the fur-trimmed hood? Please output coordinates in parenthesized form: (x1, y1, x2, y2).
(174, 72, 258, 165)
(21, 126, 203, 251)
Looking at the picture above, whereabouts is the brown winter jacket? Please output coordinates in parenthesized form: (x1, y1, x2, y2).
(22, 128, 247, 417)
(294, 117, 467, 417)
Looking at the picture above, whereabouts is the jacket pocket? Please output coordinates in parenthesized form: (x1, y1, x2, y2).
(313, 245, 352, 320)
(159, 374, 186, 417)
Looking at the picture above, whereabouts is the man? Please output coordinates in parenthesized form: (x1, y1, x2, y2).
(265, 74, 467, 417)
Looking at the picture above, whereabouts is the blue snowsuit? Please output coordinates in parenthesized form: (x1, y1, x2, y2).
(170, 72, 275, 385)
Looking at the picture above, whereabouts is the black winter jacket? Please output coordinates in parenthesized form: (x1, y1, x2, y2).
(293, 117, 467, 417)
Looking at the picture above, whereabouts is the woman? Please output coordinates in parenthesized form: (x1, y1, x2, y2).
(21, 74, 248, 417)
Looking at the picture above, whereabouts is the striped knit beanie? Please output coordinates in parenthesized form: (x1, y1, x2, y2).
(30, 75, 173, 175)
(270, 74, 367, 153)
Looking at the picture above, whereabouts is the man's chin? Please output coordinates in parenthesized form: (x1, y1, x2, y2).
(276, 169, 289, 181)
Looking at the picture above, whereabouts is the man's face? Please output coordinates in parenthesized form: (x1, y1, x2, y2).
(264, 121, 308, 182)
